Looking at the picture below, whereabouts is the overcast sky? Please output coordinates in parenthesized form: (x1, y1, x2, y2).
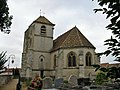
(0, 0, 118, 68)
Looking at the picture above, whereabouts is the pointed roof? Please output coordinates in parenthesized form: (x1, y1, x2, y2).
(52, 26, 95, 51)
(33, 16, 55, 26)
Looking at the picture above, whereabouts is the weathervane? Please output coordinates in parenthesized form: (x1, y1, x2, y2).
(40, 9, 45, 16)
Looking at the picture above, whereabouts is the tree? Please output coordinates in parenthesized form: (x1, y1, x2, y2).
(0, 0, 13, 34)
(95, 72, 108, 85)
(106, 67, 120, 80)
(0, 51, 8, 73)
(92, 0, 120, 83)
(93, 64, 120, 81)
(92, 0, 120, 62)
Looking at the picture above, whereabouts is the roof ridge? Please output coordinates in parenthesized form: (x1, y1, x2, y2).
(76, 29, 84, 46)
(79, 30, 95, 48)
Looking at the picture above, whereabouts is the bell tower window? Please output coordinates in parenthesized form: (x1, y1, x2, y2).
(41, 25, 46, 35)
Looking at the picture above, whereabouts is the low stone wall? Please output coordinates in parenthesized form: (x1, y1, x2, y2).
(0, 75, 13, 86)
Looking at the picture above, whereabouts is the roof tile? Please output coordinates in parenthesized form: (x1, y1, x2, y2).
(52, 26, 95, 51)
(34, 16, 55, 26)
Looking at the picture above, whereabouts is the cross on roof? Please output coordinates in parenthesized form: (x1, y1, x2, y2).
(40, 9, 45, 16)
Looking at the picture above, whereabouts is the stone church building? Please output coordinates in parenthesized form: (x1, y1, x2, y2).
(21, 16, 100, 80)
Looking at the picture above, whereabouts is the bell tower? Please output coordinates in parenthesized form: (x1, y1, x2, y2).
(21, 15, 55, 78)
(33, 16, 55, 52)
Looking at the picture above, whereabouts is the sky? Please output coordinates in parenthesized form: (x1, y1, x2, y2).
(0, 0, 118, 68)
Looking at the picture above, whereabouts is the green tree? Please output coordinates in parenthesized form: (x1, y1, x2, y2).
(106, 67, 120, 80)
(96, 72, 108, 85)
(92, 0, 120, 83)
(93, 0, 120, 62)
(0, 0, 13, 34)
(93, 64, 120, 81)
(0, 51, 8, 73)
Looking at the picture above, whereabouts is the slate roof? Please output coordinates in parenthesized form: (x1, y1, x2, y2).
(33, 16, 55, 26)
(52, 26, 95, 51)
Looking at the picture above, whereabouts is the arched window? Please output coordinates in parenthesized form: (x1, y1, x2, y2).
(68, 52, 76, 67)
(39, 55, 44, 62)
(41, 25, 46, 34)
(86, 52, 92, 66)
(53, 55, 57, 68)
(39, 55, 45, 69)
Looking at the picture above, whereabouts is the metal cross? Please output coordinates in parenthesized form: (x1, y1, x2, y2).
(40, 9, 45, 16)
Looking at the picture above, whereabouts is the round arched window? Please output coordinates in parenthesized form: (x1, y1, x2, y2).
(41, 25, 46, 34)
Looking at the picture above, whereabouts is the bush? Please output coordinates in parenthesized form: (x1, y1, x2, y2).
(95, 72, 108, 85)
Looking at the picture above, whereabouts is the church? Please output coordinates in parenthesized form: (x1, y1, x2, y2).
(21, 15, 100, 80)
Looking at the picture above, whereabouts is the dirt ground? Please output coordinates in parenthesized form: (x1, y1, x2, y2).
(0, 79, 27, 90)
(0, 79, 57, 90)
(0, 79, 18, 90)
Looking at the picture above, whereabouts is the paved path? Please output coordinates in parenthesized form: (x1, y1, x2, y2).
(0, 79, 18, 90)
